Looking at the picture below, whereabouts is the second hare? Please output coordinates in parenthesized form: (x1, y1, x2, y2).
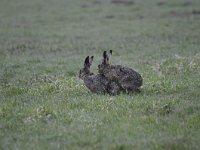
(98, 50, 143, 94)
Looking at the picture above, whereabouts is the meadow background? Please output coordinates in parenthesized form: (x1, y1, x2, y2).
(0, 0, 200, 149)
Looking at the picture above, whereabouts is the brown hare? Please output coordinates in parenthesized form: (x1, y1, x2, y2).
(79, 55, 122, 95)
(98, 50, 143, 94)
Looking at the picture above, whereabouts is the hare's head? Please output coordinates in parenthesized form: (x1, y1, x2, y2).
(98, 50, 112, 73)
(79, 56, 94, 79)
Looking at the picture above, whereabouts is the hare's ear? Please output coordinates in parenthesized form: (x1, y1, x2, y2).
(102, 51, 108, 64)
(108, 50, 112, 61)
(105, 50, 113, 64)
(109, 50, 112, 56)
(89, 56, 94, 65)
(103, 51, 107, 59)
(84, 56, 90, 67)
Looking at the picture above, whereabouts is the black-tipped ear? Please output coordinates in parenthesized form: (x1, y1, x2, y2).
(103, 51, 107, 59)
(109, 50, 112, 55)
(84, 56, 90, 66)
(89, 56, 94, 65)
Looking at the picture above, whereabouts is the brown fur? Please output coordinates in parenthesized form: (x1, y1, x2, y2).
(98, 50, 143, 94)
(79, 56, 122, 95)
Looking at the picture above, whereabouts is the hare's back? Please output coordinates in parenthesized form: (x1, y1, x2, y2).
(118, 66, 143, 87)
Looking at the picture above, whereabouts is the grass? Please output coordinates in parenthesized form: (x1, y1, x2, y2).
(0, 0, 200, 149)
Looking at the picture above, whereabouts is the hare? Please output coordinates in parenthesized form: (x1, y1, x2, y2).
(79, 55, 122, 95)
(98, 50, 143, 94)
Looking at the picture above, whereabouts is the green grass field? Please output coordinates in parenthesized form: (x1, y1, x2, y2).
(0, 0, 200, 149)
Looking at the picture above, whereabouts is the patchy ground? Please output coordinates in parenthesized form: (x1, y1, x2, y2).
(0, 0, 200, 149)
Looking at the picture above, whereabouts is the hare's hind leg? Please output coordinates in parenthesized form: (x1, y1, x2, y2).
(125, 87, 141, 95)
